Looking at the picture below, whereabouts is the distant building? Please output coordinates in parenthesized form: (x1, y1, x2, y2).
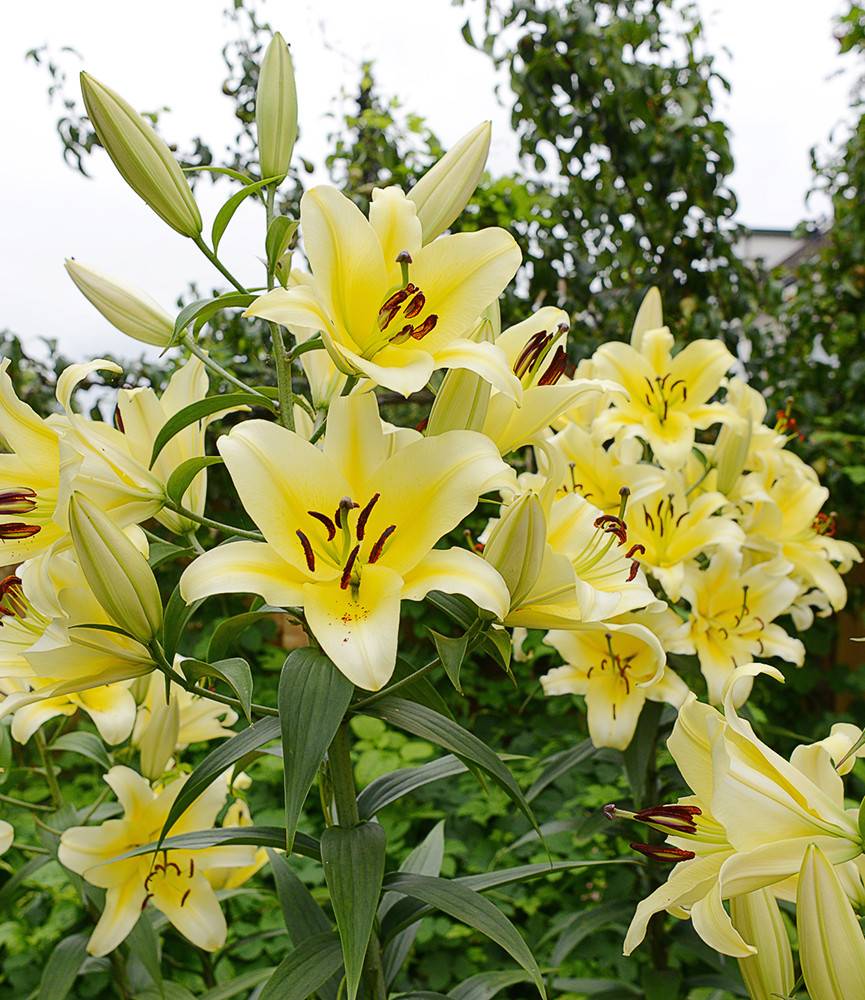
(737, 226, 827, 274)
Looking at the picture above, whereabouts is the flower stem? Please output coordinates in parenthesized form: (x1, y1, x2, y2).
(351, 657, 440, 711)
(181, 333, 269, 400)
(193, 236, 249, 294)
(264, 186, 296, 431)
(34, 731, 62, 809)
(161, 497, 264, 541)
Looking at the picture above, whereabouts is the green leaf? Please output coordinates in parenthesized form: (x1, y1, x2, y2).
(157, 716, 280, 845)
(357, 754, 467, 819)
(267, 849, 339, 1000)
(365, 698, 538, 835)
(382, 874, 545, 998)
(381, 821, 445, 985)
(149, 391, 273, 467)
(135, 986, 197, 1000)
(148, 540, 194, 569)
(279, 649, 354, 852)
(126, 913, 162, 991)
(170, 292, 256, 348)
(117, 825, 320, 862)
(37, 932, 89, 1000)
(211, 175, 281, 253)
(450, 970, 535, 1000)
(198, 969, 276, 999)
(265, 215, 298, 273)
(208, 607, 283, 661)
(165, 455, 223, 507)
(183, 164, 254, 185)
(181, 657, 253, 722)
(547, 902, 633, 965)
(258, 931, 344, 1000)
(321, 821, 387, 1000)
(622, 700, 663, 809)
(429, 629, 469, 693)
(0, 854, 50, 906)
(50, 732, 112, 771)
(161, 584, 203, 664)
(526, 740, 595, 803)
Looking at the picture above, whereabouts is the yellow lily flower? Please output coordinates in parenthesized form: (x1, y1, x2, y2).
(729, 888, 794, 1000)
(0, 359, 62, 561)
(0, 820, 12, 855)
(180, 393, 512, 689)
(542, 612, 689, 750)
(797, 843, 865, 1000)
(55, 357, 232, 535)
(244, 185, 522, 399)
(59, 766, 256, 956)
(7, 679, 136, 746)
(627, 488, 744, 601)
(680, 548, 804, 704)
(591, 290, 735, 469)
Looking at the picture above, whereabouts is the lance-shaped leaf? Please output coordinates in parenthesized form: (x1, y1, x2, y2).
(429, 629, 470, 693)
(116, 825, 320, 862)
(268, 849, 340, 1000)
(50, 732, 112, 771)
(382, 873, 545, 998)
(321, 821, 387, 1000)
(364, 698, 538, 834)
(149, 391, 274, 467)
(208, 606, 283, 661)
(451, 970, 536, 1000)
(279, 649, 353, 852)
(212, 176, 281, 253)
(198, 968, 276, 999)
(259, 932, 344, 1000)
(526, 740, 595, 803)
(357, 754, 467, 819)
(169, 292, 256, 348)
(181, 657, 253, 722)
(157, 716, 280, 845)
(37, 932, 89, 1000)
(165, 455, 223, 508)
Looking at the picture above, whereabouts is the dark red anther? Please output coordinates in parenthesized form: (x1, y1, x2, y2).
(594, 514, 628, 545)
(356, 493, 380, 541)
(0, 488, 37, 515)
(308, 510, 336, 541)
(404, 291, 426, 319)
(114, 406, 125, 433)
(180, 889, 191, 907)
(141, 893, 153, 910)
(0, 523, 40, 540)
(378, 287, 413, 331)
(625, 543, 646, 559)
(537, 345, 568, 386)
(630, 842, 696, 863)
(513, 331, 550, 378)
(634, 804, 701, 835)
(626, 561, 640, 582)
(415, 417, 429, 432)
(296, 530, 315, 571)
(368, 524, 396, 564)
(340, 544, 360, 589)
(410, 314, 438, 340)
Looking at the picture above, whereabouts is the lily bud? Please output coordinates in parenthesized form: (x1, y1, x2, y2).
(797, 843, 865, 1000)
(714, 416, 751, 494)
(65, 260, 174, 348)
(729, 890, 793, 1000)
(482, 492, 546, 607)
(256, 32, 298, 182)
(68, 494, 163, 644)
(408, 121, 491, 242)
(80, 72, 202, 238)
(137, 680, 180, 779)
(426, 314, 496, 434)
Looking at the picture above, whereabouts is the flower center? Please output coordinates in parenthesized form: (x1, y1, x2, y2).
(587, 632, 640, 720)
(374, 252, 439, 349)
(0, 576, 48, 636)
(572, 488, 644, 585)
(298, 492, 397, 594)
(640, 494, 688, 544)
(142, 854, 196, 910)
(813, 511, 837, 537)
(513, 322, 569, 387)
(642, 373, 687, 422)
(0, 488, 41, 540)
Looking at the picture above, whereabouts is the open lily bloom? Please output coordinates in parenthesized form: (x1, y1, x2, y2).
(680, 548, 804, 705)
(181, 393, 512, 689)
(0, 360, 63, 561)
(245, 185, 522, 399)
(591, 290, 735, 470)
(542, 615, 688, 750)
(59, 767, 256, 956)
(6, 678, 136, 746)
(53, 356, 235, 535)
(480, 307, 621, 454)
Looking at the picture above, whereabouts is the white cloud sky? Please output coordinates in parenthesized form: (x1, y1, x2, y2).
(0, 0, 856, 361)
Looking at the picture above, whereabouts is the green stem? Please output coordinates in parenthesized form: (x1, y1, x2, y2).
(264, 186, 296, 431)
(288, 335, 324, 360)
(181, 333, 269, 399)
(162, 497, 264, 541)
(0, 793, 53, 812)
(308, 374, 360, 445)
(351, 657, 440, 712)
(193, 236, 249, 294)
(327, 723, 359, 827)
(34, 731, 62, 809)
(11, 843, 49, 855)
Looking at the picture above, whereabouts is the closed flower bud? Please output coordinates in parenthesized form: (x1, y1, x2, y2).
(80, 72, 202, 237)
(68, 494, 163, 644)
(797, 843, 865, 1000)
(714, 416, 751, 494)
(483, 491, 546, 607)
(65, 260, 174, 347)
(729, 890, 793, 1000)
(408, 121, 491, 242)
(426, 314, 496, 434)
(256, 32, 298, 182)
(137, 679, 180, 779)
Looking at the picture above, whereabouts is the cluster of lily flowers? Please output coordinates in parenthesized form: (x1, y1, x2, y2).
(0, 37, 861, 998)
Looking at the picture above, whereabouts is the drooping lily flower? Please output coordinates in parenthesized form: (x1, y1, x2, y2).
(180, 393, 512, 689)
(591, 289, 735, 470)
(542, 613, 689, 750)
(59, 766, 256, 956)
(244, 185, 522, 399)
(680, 547, 804, 704)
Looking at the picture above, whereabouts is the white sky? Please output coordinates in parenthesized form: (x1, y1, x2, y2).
(0, 0, 856, 361)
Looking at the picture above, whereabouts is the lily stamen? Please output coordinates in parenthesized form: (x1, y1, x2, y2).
(0, 488, 37, 515)
(630, 842, 696, 863)
(368, 524, 396, 564)
(0, 522, 41, 540)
